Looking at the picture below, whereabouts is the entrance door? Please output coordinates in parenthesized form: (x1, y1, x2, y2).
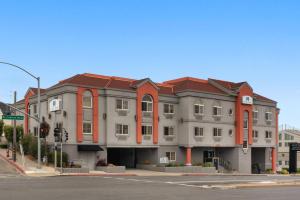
(107, 148, 136, 168)
(204, 150, 215, 163)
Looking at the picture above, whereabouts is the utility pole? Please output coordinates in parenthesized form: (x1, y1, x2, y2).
(12, 91, 17, 162)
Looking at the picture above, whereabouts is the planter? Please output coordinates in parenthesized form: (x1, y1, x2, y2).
(95, 166, 126, 173)
(59, 168, 90, 173)
(136, 164, 216, 173)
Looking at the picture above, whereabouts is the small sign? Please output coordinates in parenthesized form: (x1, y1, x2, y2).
(49, 99, 61, 112)
(160, 157, 169, 164)
(1, 115, 24, 120)
(242, 96, 253, 105)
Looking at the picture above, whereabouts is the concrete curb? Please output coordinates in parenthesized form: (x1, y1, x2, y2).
(58, 173, 138, 177)
(0, 153, 25, 175)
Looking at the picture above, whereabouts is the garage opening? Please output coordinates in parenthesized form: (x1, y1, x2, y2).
(107, 148, 136, 168)
(252, 147, 266, 174)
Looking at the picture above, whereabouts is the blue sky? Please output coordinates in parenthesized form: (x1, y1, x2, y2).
(0, 0, 299, 128)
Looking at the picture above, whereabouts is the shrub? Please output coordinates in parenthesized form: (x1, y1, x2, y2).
(297, 168, 300, 174)
(4, 125, 23, 143)
(281, 169, 289, 175)
(48, 151, 69, 167)
(27, 137, 49, 159)
(265, 168, 274, 174)
(0, 144, 8, 149)
(0, 120, 4, 135)
(96, 159, 107, 166)
(203, 162, 214, 167)
(21, 134, 34, 155)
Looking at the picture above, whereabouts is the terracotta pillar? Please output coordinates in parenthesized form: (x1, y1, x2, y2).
(185, 147, 192, 166)
(272, 147, 277, 173)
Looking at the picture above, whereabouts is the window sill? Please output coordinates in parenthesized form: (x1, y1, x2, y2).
(142, 135, 152, 140)
(163, 113, 174, 119)
(83, 133, 93, 135)
(116, 134, 129, 137)
(213, 136, 222, 142)
(265, 138, 272, 143)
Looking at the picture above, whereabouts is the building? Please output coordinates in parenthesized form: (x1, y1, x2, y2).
(278, 125, 300, 169)
(14, 73, 279, 173)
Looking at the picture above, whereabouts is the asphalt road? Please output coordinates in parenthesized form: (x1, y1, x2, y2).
(0, 175, 300, 200)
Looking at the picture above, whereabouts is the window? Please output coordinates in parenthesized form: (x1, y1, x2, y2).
(164, 104, 174, 114)
(166, 152, 176, 162)
(213, 128, 222, 137)
(285, 161, 289, 165)
(243, 119, 248, 129)
(265, 112, 272, 121)
(116, 99, 129, 110)
(265, 131, 272, 139)
(284, 134, 294, 140)
(142, 95, 153, 112)
(279, 134, 282, 140)
(229, 109, 233, 116)
(213, 106, 222, 116)
(285, 142, 289, 147)
(279, 160, 282, 165)
(116, 124, 129, 135)
(253, 110, 258, 120)
(164, 126, 174, 136)
(34, 127, 38, 137)
(83, 91, 92, 108)
(229, 129, 233, 137)
(194, 104, 204, 115)
(33, 104, 37, 114)
(252, 130, 259, 138)
(83, 122, 92, 134)
(194, 127, 204, 137)
(279, 142, 282, 147)
(142, 125, 152, 135)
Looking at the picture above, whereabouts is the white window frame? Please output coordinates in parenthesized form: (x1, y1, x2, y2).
(83, 95, 93, 108)
(253, 110, 258, 120)
(116, 124, 129, 135)
(142, 95, 153, 112)
(212, 106, 222, 117)
(243, 119, 248, 129)
(83, 121, 92, 135)
(142, 125, 152, 136)
(194, 127, 204, 137)
(164, 104, 174, 114)
(166, 152, 176, 162)
(194, 104, 204, 115)
(265, 112, 273, 122)
(213, 128, 222, 137)
(164, 126, 175, 137)
(265, 131, 272, 139)
(116, 99, 129, 111)
(252, 130, 259, 138)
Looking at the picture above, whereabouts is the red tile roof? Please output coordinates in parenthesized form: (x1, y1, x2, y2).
(28, 73, 275, 103)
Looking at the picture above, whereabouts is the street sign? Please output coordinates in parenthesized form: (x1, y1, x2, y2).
(1, 115, 24, 120)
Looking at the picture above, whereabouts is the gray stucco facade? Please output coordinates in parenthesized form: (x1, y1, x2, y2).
(14, 74, 278, 173)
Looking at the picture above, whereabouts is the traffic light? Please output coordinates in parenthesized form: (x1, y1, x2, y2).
(54, 128, 61, 142)
(64, 130, 69, 142)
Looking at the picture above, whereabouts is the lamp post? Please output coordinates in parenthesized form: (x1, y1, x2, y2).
(0, 61, 42, 169)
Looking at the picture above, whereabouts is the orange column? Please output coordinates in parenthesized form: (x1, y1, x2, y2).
(76, 88, 84, 143)
(185, 147, 192, 166)
(92, 89, 99, 143)
(272, 147, 277, 173)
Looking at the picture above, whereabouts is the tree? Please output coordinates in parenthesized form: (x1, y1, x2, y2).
(0, 120, 4, 136)
(4, 125, 24, 144)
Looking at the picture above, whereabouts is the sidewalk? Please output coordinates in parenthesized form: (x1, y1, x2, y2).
(0, 148, 57, 176)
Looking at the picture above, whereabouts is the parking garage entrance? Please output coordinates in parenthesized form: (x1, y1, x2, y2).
(107, 148, 158, 168)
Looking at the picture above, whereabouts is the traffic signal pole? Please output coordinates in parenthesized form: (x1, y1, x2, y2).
(12, 91, 17, 162)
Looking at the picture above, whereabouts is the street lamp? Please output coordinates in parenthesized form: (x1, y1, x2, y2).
(0, 61, 42, 169)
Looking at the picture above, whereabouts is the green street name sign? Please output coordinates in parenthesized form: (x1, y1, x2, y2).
(1, 115, 24, 120)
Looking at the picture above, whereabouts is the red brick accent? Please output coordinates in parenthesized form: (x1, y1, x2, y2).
(185, 147, 192, 166)
(76, 87, 99, 143)
(136, 82, 159, 144)
(24, 90, 34, 134)
(92, 89, 99, 143)
(272, 147, 277, 173)
(235, 84, 253, 145)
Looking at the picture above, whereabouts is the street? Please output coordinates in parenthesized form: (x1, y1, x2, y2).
(0, 156, 19, 178)
(1, 173, 300, 200)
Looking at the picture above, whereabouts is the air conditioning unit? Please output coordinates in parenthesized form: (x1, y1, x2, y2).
(49, 99, 62, 112)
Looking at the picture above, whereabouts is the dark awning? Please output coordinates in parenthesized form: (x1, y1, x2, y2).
(77, 145, 103, 152)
